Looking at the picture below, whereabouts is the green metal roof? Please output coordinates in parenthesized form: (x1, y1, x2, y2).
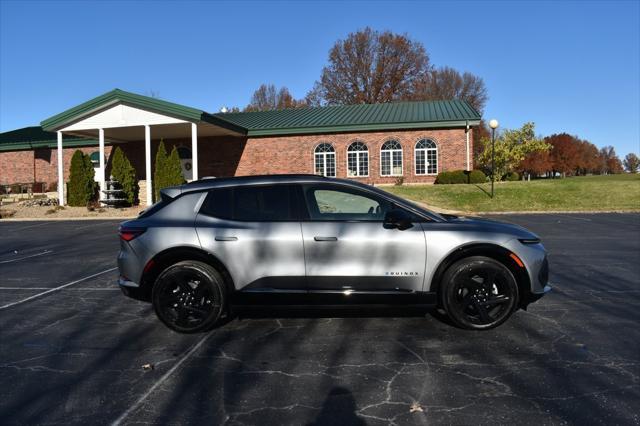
(216, 100, 481, 136)
(40, 89, 246, 134)
(0, 90, 481, 152)
(0, 126, 97, 152)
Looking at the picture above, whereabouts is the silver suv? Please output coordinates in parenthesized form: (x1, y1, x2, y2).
(117, 175, 550, 333)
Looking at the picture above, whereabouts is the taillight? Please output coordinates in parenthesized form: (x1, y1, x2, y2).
(119, 226, 146, 242)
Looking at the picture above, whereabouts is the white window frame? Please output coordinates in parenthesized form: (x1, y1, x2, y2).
(314, 143, 336, 177)
(380, 140, 403, 177)
(414, 139, 438, 175)
(346, 141, 369, 177)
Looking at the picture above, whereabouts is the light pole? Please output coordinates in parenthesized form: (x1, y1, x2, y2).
(489, 119, 499, 198)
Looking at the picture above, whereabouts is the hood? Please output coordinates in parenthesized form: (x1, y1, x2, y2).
(445, 215, 540, 240)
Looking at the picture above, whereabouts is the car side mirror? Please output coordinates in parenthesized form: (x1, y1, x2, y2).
(383, 209, 413, 230)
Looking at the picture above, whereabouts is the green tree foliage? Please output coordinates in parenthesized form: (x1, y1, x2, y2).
(67, 150, 97, 206)
(153, 140, 168, 202)
(476, 122, 549, 181)
(111, 147, 138, 205)
(153, 141, 185, 202)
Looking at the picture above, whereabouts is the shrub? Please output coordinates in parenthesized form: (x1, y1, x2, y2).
(153, 141, 185, 202)
(111, 147, 138, 205)
(504, 171, 520, 181)
(153, 141, 168, 202)
(67, 150, 97, 206)
(435, 169, 487, 184)
(468, 169, 487, 183)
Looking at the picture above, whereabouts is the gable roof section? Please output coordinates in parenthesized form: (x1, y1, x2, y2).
(0, 126, 96, 152)
(216, 100, 481, 136)
(40, 89, 247, 134)
(36, 89, 481, 139)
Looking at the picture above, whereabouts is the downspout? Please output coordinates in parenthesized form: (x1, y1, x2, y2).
(465, 120, 470, 171)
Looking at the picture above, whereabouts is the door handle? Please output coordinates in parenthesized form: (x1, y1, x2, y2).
(314, 236, 338, 241)
(215, 236, 238, 241)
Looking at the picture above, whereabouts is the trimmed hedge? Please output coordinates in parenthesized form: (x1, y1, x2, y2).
(504, 171, 520, 181)
(435, 169, 487, 184)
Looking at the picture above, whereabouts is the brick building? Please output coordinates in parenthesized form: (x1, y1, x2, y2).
(0, 89, 481, 205)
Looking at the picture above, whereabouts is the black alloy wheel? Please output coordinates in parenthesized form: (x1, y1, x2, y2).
(441, 256, 519, 330)
(152, 261, 225, 333)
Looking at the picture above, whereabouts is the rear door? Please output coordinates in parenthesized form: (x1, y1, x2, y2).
(300, 183, 427, 294)
(195, 184, 305, 292)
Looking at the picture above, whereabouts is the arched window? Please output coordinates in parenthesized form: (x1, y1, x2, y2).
(314, 143, 336, 177)
(415, 139, 438, 175)
(346, 141, 369, 177)
(380, 140, 403, 176)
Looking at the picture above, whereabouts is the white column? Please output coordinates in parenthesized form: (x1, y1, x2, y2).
(191, 122, 198, 181)
(99, 128, 105, 201)
(57, 131, 64, 206)
(145, 125, 152, 206)
(465, 123, 470, 171)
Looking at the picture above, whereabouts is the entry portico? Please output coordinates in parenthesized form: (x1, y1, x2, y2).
(41, 89, 246, 206)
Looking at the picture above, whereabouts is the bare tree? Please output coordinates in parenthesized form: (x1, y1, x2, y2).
(413, 66, 488, 113)
(307, 27, 430, 106)
(244, 84, 306, 111)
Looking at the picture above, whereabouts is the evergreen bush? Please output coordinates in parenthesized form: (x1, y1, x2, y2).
(153, 141, 186, 202)
(435, 169, 487, 184)
(67, 150, 97, 206)
(504, 171, 520, 181)
(111, 147, 138, 205)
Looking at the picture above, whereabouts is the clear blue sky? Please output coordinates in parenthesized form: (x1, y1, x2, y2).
(1, 0, 638, 155)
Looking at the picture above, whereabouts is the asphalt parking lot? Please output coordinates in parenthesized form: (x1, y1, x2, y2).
(1, 214, 639, 425)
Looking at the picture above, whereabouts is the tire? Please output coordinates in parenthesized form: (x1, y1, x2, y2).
(152, 260, 226, 333)
(440, 256, 519, 330)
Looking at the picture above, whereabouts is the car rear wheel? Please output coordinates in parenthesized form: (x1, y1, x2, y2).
(441, 256, 518, 330)
(152, 260, 226, 333)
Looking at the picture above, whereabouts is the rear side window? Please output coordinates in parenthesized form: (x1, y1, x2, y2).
(200, 185, 297, 221)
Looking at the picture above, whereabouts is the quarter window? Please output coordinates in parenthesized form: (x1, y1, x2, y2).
(415, 139, 438, 175)
(346, 141, 369, 177)
(380, 140, 403, 176)
(200, 185, 295, 221)
(303, 185, 391, 221)
(314, 143, 336, 177)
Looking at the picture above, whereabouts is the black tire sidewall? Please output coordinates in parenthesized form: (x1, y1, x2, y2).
(441, 256, 519, 330)
(152, 260, 226, 334)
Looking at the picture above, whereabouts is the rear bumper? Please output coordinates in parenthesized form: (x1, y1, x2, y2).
(118, 275, 149, 301)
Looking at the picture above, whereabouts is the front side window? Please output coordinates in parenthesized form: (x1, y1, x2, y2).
(200, 185, 295, 221)
(380, 140, 403, 176)
(314, 143, 336, 177)
(303, 185, 392, 221)
(346, 141, 369, 177)
(415, 139, 438, 175)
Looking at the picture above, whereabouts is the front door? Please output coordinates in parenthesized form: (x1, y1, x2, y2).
(300, 184, 427, 294)
(195, 184, 305, 292)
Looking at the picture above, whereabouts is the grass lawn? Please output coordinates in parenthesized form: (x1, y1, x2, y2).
(384, 174, 640, 213)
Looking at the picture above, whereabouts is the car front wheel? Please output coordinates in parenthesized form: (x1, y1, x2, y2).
(152, 260, 226, 333)
(441, 256, 519, 330)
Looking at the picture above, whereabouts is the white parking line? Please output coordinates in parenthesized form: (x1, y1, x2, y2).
(111, 332, 213, 426)
(0, 250, 53, 264)
(0, 287, 120, 290)
(0, 267, 117, 310)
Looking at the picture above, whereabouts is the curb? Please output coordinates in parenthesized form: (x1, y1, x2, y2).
(0, 216, 136, 222)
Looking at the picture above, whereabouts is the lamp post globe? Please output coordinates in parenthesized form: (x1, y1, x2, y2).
(489, 119, 499, 198)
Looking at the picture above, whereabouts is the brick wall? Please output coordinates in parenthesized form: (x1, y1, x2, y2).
(0, 127, 473, 188)
(236, 128, 473, 184)
(0, 146, 110, 189)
